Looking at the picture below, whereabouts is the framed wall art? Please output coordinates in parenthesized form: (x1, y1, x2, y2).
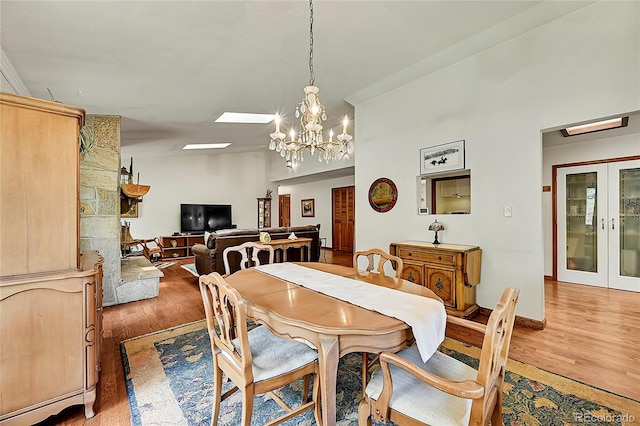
(121, 200, 139, 218)
(420, 140, 465, 175)
(368, 177, 398, 213)
(301, 199, 315, 217)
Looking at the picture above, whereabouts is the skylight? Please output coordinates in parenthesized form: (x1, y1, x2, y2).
(214, 112, 276, 124)
(562, 117, 628, 136)
(182, 143, 231, 150)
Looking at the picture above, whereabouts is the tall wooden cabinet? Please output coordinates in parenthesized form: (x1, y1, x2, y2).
(257, 197, 272, 228)
(390, 241, 482, 318)
(0, 93, 104, 425)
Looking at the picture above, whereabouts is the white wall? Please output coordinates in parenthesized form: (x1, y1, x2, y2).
(542, 131, 640, 276)
(353, 2, 639, 321)
(269, 146, 355, 182)
(124, 151, 277, 239)
(278, 175, 355, 248)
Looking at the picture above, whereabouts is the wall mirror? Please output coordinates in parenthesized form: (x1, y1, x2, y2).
(417, 170, 471, 214)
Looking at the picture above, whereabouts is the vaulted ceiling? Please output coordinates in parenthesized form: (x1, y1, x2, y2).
(2, 1, 596, 158)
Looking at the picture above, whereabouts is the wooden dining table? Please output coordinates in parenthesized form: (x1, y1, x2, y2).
(224, 262, 442, 426)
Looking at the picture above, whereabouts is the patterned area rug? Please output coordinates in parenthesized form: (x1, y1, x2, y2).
(121, 321, 640, 426)
(155, 261, 178, 270)
(180, 263, 199, 277)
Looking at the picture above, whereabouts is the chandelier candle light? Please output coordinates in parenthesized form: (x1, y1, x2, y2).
(269, 0, 353, 166)
(429, 220, 445, 245)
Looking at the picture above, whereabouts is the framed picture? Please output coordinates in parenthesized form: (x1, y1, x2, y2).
(121, 200, 139, 218)
(368, 177, 398, 213)
(301, 199, 315, 217)
(420, 140, 465, 175)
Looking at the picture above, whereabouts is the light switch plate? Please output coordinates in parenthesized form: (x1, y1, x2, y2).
(504, 206, 512, 217)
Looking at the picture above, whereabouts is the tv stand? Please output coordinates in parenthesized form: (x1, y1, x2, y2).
(160, 234, 204, 259)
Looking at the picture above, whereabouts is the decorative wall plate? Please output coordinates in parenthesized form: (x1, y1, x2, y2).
(368, 177, 398, 212)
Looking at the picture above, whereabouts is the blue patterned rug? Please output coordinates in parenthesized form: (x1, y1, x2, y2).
(121, 320, 640, 425)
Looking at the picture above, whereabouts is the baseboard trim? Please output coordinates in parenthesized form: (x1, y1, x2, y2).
(478, 307, 546, 330)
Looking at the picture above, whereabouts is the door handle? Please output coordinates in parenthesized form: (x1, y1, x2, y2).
(611, 218, 615, 230)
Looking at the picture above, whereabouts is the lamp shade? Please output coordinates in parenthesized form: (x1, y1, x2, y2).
(428, 220, 444, 232)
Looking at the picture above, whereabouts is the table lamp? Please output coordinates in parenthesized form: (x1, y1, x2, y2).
(428, 219, 445, 244)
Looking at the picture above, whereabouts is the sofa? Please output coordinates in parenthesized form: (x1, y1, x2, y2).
(192, 224, 321, 276)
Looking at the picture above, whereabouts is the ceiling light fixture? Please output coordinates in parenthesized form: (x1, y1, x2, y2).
(182, 143, 231, 150)
(561, 117, 628, 136)
(269, 0, 353, 167)
(215, 112, 276, 124)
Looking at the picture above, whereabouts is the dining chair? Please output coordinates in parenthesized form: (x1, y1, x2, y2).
(358, 287, 520, 426)
(353, 248, 405, 394)
(353, 248, 404, 278)
(223, 241, 274, 277)
(199, 272, 322, 426)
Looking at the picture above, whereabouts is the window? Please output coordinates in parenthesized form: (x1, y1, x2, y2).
(418, 170, 471, 215)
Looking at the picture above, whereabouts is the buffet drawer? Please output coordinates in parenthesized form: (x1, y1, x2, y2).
(396, 247, 455, 266)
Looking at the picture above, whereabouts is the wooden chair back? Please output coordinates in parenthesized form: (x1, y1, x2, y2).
(470, 287, 520, 425)
(353, 248, 404, 278)
(223, 241, 274, 277)
(359, 287, 519, 426)
(199, 272, 321, 425)
(199, 272, 253, 384)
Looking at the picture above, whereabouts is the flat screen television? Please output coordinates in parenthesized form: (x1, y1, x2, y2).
(180, 204, 232, 234)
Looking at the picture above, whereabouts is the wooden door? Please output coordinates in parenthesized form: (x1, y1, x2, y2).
(279, 194, 290, 227)
(332, 186, 355, 252)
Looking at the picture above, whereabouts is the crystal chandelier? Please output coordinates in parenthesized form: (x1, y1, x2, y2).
(269, 0, 353, 166)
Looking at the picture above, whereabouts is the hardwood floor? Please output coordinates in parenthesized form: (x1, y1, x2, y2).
(37, 249, 639, 425)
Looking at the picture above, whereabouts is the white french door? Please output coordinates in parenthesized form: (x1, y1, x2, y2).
(558, 164, 608, 286)
(557, 159, 640, 291)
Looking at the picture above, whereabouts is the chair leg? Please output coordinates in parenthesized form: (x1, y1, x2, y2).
(211, 368, 223, 426)
(357, 397, 373, 426)
(241, 386, 254, 426)
(361, 353, 369, 396)
(302, 374, 311, 404)
(491, 391, 503, 426)
(312, 371, 322, 426)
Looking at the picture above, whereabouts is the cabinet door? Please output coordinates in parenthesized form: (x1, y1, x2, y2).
(437, 177, 470, 197)
(401, 261, 423, 285)
(425, 267, 455, 307)
(438, 180, 456, 197)
(264, 199, 271, 227)
(258, 199, 265, 228)
(456, 177, 471, 196)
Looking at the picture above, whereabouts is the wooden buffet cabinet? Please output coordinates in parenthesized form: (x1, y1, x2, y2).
(389, 241, 482, 318)
(0, 93, 104, 425)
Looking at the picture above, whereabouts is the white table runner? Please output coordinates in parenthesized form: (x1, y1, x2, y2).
(253, 263, 446, 362)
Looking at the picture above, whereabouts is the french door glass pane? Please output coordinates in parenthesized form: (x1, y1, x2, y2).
(566, 172, 598, 272)
(620, 167, 640, 278)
